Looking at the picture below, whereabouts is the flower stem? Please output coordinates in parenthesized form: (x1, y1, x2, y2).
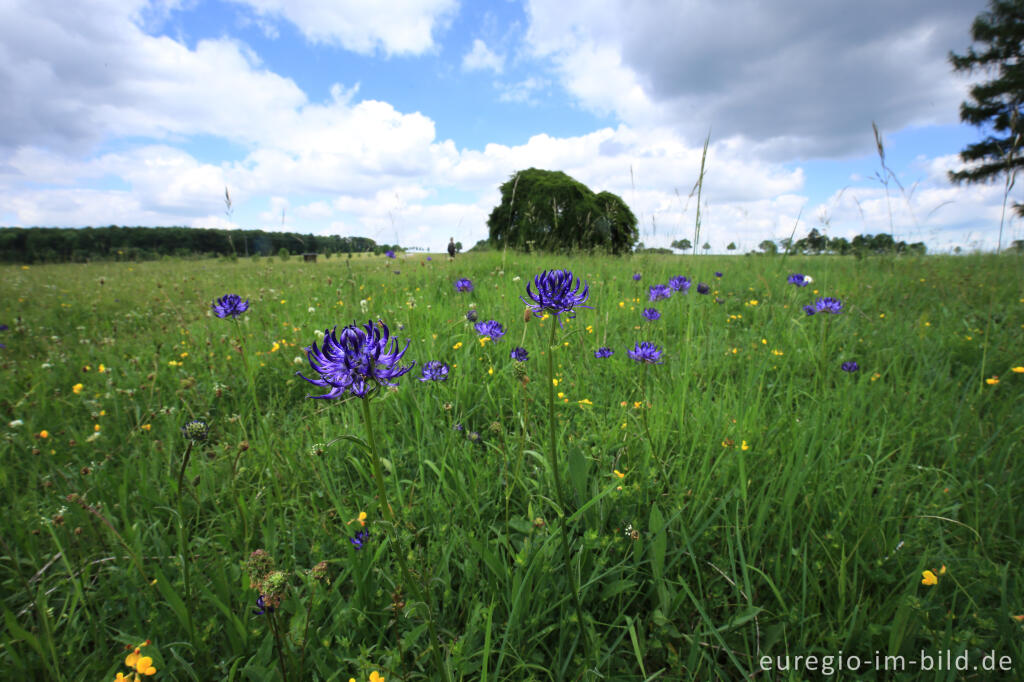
(640, 362, 654, 507)
(360, 396, 450, 682)
(544, 321, 592, 668)
(233, 317, 261, 419)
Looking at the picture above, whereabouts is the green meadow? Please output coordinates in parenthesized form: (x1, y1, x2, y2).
(1, 251, 1022, 681)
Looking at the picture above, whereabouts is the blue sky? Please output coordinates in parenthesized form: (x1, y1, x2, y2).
(0, 0, 1016, 252)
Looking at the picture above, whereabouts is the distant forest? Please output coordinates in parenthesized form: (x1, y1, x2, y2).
(0, 226, 400, 264)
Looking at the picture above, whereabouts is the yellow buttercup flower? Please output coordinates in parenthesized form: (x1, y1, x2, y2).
(1012, 366, 1024, 373)
(370, 671, 385, 682)
(452, 342, 463, 350)
(39, 430, 49, 439)
(478, 336, 490, 347)
(740, 440, 749, 451)
(921, 570, 938, 586)
(986, 376, 999, 385)
(613, 470, 625, 479)
(72, 383, 84, 394)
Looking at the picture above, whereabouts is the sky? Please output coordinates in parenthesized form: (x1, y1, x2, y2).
(0, 0, 1017, 254)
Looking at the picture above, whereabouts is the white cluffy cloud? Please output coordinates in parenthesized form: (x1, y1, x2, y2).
(227, 0, 458, 55)
(462, 38, 504, 74)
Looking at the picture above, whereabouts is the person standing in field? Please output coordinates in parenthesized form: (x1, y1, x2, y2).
(448, 237, 456, 259)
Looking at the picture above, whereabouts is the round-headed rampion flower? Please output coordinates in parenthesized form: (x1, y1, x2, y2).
(714, 271, 723, 278)
(419, 360, 449, 382)
(455, 278, 473, 292)
(668, 276, 691, 293)
(632, 272, 642, 281)
(350, 530, 370, 550)
(594, 347, 614, 358)
(696, 282, 710, 294)
(642, 308, 661, 321)
(385, 250, 395, 259)
(253, 594, 274, 615)
(628, 342, 663, 364)
(521, 269, 591, 324)
(787, 273, 809, 287)
(510, 346, 528, 362)
(475, 320, 506, 340)
(465, 309, 478, 322)
(803, 305, 816, 316)
(181, 420, 208, 442)
(212, 294, 249, 318)
(814, 297, 844, 314)
(649, 284, 673, 301)
(297, 320, 414, 399)
(841, 361, 859, 373)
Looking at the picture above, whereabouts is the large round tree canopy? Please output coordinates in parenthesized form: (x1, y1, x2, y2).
(486, 168, 638, 255)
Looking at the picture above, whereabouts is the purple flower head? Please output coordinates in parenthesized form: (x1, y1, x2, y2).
(212, 294, 249, 318)
(628, 341, 663, 364)
(714, 271, 723, 278)
(668, 276, 691, 293)
(632, 272, 642, 281)
(787, 273, 809, 287)
(649, 284, 673, 301)
(419, 360, 449, 382)
(465, 309, 478, 322)
(253, 595, 274, 616)
(350, 530, 370, 550)
(642, 308, 661, 321)
(385, 250, 396, 259)
(510, 346, 528, 362)
(803, 305, 816, 316)
(455, 278, 474, 292)
(453, 423, 464, 432)
(0, 324, 8, 331)
(696, 282, 710, 294)
(181, 420, 209, 442)
(426, 256, 432, 261)
(521, 269, 591, 324)
(841, 360, 859, 373)
(297, 320, 414, 399)
(814, 297, 844, 314)
(475, 320, 506, 340)
(467, 431, 482, 445)
(594, 347, 614, 358)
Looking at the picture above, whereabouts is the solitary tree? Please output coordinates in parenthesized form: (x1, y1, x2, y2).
(949, 0, 1024, 214)
(487, 169, 638, 254)
(758, 239, 778, 254)
(726, 241, 737, 251)
(671, 238, 692, 251)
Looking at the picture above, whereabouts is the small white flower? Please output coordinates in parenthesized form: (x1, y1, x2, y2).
(41, 363, 52, 369)
(9, 419, 23, 428)
(803, 275, 813, 284)
(293, 356, 304, 365)
(512, 276, 521, 282)
(308, 306, 315, 313)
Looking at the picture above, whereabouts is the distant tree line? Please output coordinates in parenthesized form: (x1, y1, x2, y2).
(0, 226, 398, 264)
(749, 229, 927, 256)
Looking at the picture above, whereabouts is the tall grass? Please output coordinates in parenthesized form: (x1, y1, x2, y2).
(0, 251, 1021, 680)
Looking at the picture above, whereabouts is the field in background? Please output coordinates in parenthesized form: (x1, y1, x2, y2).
(1, 251, 1022, 680)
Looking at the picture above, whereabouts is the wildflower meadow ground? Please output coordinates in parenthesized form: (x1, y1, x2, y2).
(0, 250, 1022, 680)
